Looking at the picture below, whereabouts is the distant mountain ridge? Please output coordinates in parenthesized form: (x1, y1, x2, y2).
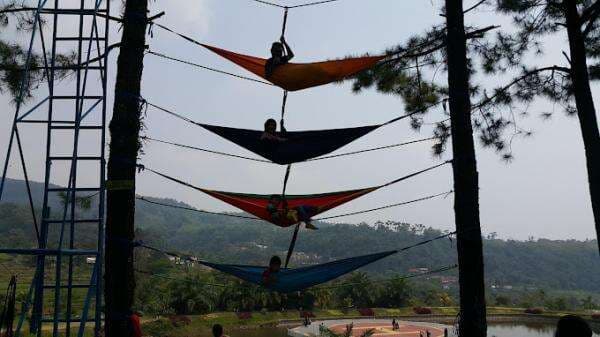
(1, 178, 599, 294)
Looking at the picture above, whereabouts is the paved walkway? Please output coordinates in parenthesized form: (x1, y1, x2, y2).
(289, 319, 453, 337)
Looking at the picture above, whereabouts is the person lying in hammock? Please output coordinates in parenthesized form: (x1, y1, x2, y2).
(266, 195, 319, 229)
(262, 255, 282, 286)
(261, 118, 287, 142)
(265, 37, 294, 79)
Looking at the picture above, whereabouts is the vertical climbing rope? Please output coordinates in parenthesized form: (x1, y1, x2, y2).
(280, 90, 289, 128)
(279, 7, 290, 129)
(285, 223, 301, 268)
(282, 164, 292, 197)
(281, 7, 289, 39)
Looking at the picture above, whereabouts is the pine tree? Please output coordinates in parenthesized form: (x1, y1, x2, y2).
(350, 3, 493, 336)
(478, 0, 600, 254)
(104, 0, 148, 335)
(0, 2, 74, 103)
(445, 1, 487, 335)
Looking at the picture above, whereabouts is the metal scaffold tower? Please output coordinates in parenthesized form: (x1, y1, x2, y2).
(0, 0, 110, 336)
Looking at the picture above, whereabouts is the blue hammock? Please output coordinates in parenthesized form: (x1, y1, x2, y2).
(199, 250, 397, 293)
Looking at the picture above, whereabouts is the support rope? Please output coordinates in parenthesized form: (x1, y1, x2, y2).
(379, 160, 451, 189)
(144, 135, 437, 164)
(142, 136, 271, 163)
(136, 182, 451, 227)
(284, 223, 301, 268)
(135, 263, 458, 291)
(250, 0, 343, 9)
(142, 161, 449, 203)
(149, 21, 445, 79)
(282, 164, 292, 196)
(281, 7, 289, 38)
(280, 90, 288, 125)
(147, 50, 274, 86)
(315, 264, 458, 290)
(136, 196, 262, 221)
(314, 190, 453, 220)
(134, 269, 229, 288)
(146, 96, 444, 131)
(137, 229, 457, 268)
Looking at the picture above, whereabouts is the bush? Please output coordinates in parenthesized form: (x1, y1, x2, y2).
(413, 307, 432, 315)
(168, 315, 191, 327)
(300, 311, 315, 318)
(358, 308, 375, 316)
(142, 318, 172, 336)
(236, 311, 252, 319)
(524, 308, 544, 314)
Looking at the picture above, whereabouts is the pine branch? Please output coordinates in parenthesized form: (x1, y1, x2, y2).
(582, 8, 600, 36)
(473, 65, 571, 109)
(464, 0, 488, 14)
(580, 0, 600, 24)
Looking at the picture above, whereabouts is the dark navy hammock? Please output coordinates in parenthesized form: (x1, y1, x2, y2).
(199, 250, 397, 293)
(199, 124, 381, 165)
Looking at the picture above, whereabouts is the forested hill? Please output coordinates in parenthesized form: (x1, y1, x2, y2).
(1, 178, 599, 293)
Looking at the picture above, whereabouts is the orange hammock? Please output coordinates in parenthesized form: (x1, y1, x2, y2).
(201, 44, 386, 91)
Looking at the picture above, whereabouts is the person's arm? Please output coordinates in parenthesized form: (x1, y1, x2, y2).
(280, 119, 287, 134)
(280, 37, 294, 61)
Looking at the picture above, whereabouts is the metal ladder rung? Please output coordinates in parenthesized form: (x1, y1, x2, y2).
(55, 37, 107, 41)
(45, 219, 101, 224)
(47, 187, 100, 192)
(40, 9, 108, 15)
(50, 125, 103, 130)
(41, 318, 97, 323)
(43, 284, 94, 289)
(52, 95, 104, 100)
(49, 156, 102, 161)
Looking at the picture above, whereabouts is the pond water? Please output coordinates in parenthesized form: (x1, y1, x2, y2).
(214, 322, 600, 337)
(488, 321, 600, 337)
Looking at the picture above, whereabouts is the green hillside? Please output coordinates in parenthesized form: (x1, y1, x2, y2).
(1, 178, 599, 295)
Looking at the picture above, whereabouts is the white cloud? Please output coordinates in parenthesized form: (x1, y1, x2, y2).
(159, 0, 213, 37)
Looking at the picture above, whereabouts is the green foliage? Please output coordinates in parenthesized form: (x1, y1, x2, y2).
(1, 181, 600, 315)
(0, 2, 75, 103)
(57, 191, 95, 210)
(320, 325, 375, 337)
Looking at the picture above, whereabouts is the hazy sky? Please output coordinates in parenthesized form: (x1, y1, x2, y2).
(1, 0, 599, 240)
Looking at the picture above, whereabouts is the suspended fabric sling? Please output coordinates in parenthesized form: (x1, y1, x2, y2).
(201, 188, 376, 227)
(199, 250, 397, 293)
(148, 102, 410, 165)
(200, 44, 386, 91)
(145, 161, 449, 228)
(199, 123, 381, 165)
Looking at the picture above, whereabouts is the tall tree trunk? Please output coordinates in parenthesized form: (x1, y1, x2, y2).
(564, 0, 600, 255)
(445, 1, 487, 336)
(104, 0, 148, 336)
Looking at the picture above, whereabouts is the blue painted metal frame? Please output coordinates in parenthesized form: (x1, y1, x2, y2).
(0, 0, 110, 336)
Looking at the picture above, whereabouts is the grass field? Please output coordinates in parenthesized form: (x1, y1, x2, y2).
(140, 306, 600, 337)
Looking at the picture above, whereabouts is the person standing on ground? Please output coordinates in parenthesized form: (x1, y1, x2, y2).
(555, 315, 592, 337)
(213, 324, 230, 337)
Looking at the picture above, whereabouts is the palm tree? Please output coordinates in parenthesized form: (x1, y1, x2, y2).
(320, 325, 375, 337)
(57, 191, 94, 211)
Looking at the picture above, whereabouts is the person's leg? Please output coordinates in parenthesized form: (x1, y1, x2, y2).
(295, 206, 318, 229)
